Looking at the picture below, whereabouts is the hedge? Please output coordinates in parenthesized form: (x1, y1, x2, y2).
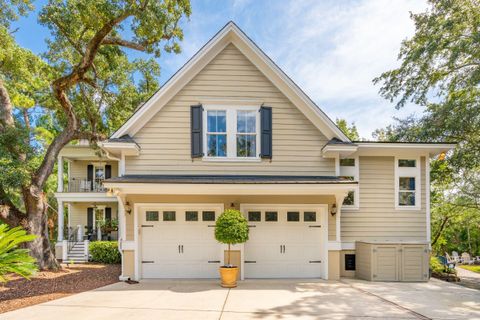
(89, 241, 121, 264)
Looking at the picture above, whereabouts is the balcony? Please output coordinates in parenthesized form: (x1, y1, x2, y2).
(66, 177, 107, 193)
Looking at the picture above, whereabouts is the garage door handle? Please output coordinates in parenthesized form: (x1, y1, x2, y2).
(244, 261, 256, 263)
(208, 260, 221, 263)
(142, 261, 154, 264)
(247, 225, 256, 228)
(141, 225, 154, 228)
(309, 260, 322, 263)
(309, 225, 321, 228)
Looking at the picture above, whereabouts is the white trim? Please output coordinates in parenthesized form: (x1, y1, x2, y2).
(240, 203, 329, 280)
(54, 193, 117, 202)
(103, 182, 356, 196)
(134, 203, 224, 281)
(57, 156, 63, 192)
(394, 156, 421, 210)
(357, 142, 456, 149)
(328, 241, 342, 251)
(121, 241, 135, 250)
(111, 22, 349, 141)
(119, 152, 125, 176)
(341, 242, 356, 250)
(426, 155, 431, 244)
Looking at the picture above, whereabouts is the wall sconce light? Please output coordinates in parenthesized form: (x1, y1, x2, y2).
(330, 203, 337, 216)
(124, 201, 132, 215)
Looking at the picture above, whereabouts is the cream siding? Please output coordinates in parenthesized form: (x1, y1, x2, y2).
(69, 160, 118, 180)
(68, 202, 118, 230)
(341, 156, 427, 242)
(126, 44, 334, 175)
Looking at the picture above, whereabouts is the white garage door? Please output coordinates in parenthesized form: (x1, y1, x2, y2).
(242, 205, 328, 278)
(139, 204, 223, 279)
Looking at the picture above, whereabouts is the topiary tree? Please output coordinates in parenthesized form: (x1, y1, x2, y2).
(0, 224, 38, 283)
(214, 209, 249, 266)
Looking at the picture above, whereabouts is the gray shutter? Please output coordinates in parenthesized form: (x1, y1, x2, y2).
(105, 207, 112, 221)
(87, 208, 94, 231)
(191, 105, 203, 158)
(105, 165, 111, 179)
(260, 106, 272, 159)
(87, 164, 94, 190)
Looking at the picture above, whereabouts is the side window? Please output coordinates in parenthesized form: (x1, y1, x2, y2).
(395, 158, 420, 209)
(340, 157, 359, 208)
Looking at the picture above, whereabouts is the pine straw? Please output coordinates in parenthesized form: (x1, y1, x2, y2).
(0, 263, 120, 314)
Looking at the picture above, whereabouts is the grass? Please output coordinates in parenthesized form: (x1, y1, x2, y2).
(459, 265, 480, 273)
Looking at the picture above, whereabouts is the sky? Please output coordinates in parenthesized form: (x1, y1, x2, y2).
(12, 0, 428, 139)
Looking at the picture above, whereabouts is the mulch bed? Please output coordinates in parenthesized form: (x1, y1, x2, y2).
(0, 263, 121, 314)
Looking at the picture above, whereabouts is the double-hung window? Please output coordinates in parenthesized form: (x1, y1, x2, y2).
(395, 157, 421, 209)
(340, 157, 359, 209)
(204, 106, 260, 160)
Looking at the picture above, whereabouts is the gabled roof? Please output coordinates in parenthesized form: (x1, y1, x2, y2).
(111, 21, 350, 141)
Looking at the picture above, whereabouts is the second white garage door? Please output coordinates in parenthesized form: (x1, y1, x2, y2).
(139, 204, 223, 279)
(241, 204, 328, 279)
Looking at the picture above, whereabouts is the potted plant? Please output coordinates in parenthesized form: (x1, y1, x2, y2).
(214, 209, 249, 288)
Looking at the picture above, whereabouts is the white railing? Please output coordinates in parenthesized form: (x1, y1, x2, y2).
(66, 178, 106, 192)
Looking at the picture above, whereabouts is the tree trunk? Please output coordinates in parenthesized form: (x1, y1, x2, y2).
(23, 185, 59, 270)
(432, 216, 449, 246)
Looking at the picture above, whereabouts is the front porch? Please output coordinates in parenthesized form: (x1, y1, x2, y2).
(54, 195, 119, 262)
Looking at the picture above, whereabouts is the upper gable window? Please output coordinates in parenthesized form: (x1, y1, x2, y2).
(395, 157, 421, 210)
(203, 106, 259, 160)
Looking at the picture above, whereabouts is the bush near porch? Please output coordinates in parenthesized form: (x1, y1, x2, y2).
(89, 241, 121, 264)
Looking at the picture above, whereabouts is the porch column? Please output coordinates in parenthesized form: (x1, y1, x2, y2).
(57, 200, 64, 241)
(57, 156, 63, 192)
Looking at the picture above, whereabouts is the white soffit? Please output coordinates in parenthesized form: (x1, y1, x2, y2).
(111, 22, 349, 142)
(355, 143, 456, 156)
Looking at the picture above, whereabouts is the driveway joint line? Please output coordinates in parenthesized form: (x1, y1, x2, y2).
(218, 288, 231, 320)
(340, 280, 432, 320)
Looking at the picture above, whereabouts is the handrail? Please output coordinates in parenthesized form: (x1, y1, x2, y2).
(66, 178, 107, 192)
(67, 226, 80, 254)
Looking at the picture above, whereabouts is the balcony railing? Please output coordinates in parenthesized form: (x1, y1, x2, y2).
(67, 177, 107, 192)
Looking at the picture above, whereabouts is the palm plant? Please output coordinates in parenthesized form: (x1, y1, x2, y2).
(0, 224, 38, 283)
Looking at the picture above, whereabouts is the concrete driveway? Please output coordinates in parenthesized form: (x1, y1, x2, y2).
(2, 278, 479, 320)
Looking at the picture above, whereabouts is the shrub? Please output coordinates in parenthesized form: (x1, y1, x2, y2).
(215, 209, 249, 266)
(0, 224, 38, 283)
(89, 241, 121, 264)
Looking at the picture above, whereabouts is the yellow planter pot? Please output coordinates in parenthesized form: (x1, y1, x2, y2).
(219, 267, 238, 288)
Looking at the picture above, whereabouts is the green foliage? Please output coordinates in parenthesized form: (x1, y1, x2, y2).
(89, 241, 120, 264)
(0, 224, 38, 283)
(98, 219, 118, 233)
(214, 209, 249, 245)
(460, 265, 480, 273)
(336, 118, 360, 141)
(0, 0, 34, 28)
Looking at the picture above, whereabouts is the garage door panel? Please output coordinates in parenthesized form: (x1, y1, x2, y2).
(140, 205, 222, 279)
(242, 205, 327, 279)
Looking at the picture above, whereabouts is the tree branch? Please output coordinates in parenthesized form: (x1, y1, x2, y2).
(102, 37, 148, 51)
(0, 185, 26, 227)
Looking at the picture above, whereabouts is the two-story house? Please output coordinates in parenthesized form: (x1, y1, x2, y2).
(54, 22, 454, 281)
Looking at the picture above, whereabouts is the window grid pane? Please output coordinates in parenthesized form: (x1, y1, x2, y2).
(340, 158, 355, 166)
(398, 159, 416, 167)
(236, 134, 256, 157)
(202, 211, 215, 221)
(287, 211, 300, 222)
(304, 211, 316, 222)
(399, 191, 416, 206)
(185, 211, 198, 221)
(265, 211, 278, 222)
(146, 211, 159, 221)
(248, 211, 261, 222)
(399, 177, 415, 191)
(163, 211, 176, 221)
(207, 134, 227, 157)
(343, 191, 355, 206)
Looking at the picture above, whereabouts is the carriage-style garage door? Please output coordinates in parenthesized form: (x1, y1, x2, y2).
(139, 204, 224, 279)
(241, 204, 328, 279)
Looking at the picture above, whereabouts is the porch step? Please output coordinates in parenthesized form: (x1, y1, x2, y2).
(66, 241, 88, 262)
